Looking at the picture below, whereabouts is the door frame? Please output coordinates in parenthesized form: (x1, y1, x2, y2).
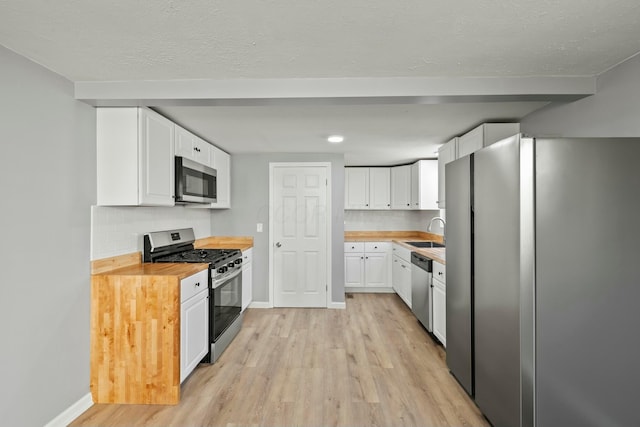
(268, 162, 332, 308)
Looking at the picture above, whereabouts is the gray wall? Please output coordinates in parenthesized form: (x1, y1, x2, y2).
(522, 53, 640, 136)
(0, 46, 96, 425)
(211, 153, 345, 304)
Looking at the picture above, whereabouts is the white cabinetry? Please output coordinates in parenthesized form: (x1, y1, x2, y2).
(392, 244, 412, 308)
(97, 107, 175, 206)
(458, 123, 521, 158)
(210, 146, 231, 208)
(180, 270, 209, 383)
(241, 248, 253, 311)
(391, 165, 412, 209)
(344, 168, 390, 210)
(432, 261, 446, 347)
(345, 168, 370, 209)
(410, 160, 438, 210)
(175, 126, 212, 167)
(437, 138, 458, 209)
(344, 242, 392, 289)
(369, 168, 391, 209)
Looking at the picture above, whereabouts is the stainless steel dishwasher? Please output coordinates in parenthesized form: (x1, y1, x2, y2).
(411, 252, 433, 332)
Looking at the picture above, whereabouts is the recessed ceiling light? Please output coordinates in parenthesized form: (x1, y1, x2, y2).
(327, 135, 344, 144)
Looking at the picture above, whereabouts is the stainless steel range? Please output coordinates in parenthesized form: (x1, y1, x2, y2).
(143, 228, 243, 363)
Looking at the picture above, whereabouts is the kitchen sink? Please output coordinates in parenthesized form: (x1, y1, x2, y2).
(406, 241, 445, 248)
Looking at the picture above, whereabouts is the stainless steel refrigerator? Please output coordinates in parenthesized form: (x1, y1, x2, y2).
(445, 135, 640, 427)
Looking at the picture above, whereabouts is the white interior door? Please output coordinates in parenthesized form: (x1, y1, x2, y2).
(272, 164, 328, 307)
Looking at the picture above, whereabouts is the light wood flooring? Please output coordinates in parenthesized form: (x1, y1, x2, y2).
(71, 293, 488, 427)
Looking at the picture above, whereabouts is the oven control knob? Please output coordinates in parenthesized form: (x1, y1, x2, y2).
(227, 262, 235, 268)
(217, 266, 227, 274)
(235, 259, 242, 265)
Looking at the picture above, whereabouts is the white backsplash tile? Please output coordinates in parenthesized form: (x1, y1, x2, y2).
(91, 206, 211, 260)
(344, 209, 444, 234)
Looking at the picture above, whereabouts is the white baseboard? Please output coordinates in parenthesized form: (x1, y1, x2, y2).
(249, 301, 272, 309)
(345, 287, 395, 293)
(248, 301, 346, 309)
(45, 393, 93, 427)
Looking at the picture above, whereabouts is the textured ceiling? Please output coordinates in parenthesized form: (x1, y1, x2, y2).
(1, 0, 640, 81)
(156, 102, 548, 166)
(2, 0, 640, 165)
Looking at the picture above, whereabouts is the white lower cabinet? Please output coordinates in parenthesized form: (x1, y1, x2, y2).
(391, 243, 412, 308)
(432, 261, 446, 347)
(344, 242, 391, 289)
(392, 254, 412, 308)
(241, 248, 253, 311)
(180, 270, 209, 383)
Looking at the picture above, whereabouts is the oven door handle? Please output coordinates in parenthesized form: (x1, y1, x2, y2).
(212, 267, 242, 289)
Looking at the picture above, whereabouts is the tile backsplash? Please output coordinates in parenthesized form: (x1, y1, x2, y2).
(344, 209, 444, 234)
(91, 206, 212, 260)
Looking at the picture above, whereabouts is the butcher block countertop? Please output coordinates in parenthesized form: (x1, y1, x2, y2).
(91, 236, 254, 275)
(195, 236, 253, 251)
(89, 235, 253, 405)
(345, 231, 446, 264)
(93, 262, 209, 278)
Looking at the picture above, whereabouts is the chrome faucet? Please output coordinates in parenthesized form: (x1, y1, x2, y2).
(428, 216, 446, 245)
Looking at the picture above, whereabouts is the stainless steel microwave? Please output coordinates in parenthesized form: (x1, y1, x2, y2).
(175, 156, 217, 204)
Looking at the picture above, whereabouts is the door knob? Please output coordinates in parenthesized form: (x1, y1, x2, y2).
(276, 242, 282, 248)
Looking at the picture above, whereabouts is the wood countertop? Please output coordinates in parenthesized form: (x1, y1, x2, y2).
(91, 236, 254, 275)
(195, 236, 254, 251)
(93, 262, 209, 279)
(345, 231, 446, 264)
(394, 241, 446, 265)
(90, 235, 253, 405)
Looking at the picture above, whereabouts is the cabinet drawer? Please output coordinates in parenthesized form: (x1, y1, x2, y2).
(181, 269, 209, 302)
(392, 243, 412, 262)
(365, 242, 390, 253)
(433, 261, 446, 284)
(242, 248, 253, 265)
(344, 242, 365, 253)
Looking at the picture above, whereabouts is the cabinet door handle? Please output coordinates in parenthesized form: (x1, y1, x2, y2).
(366, 256, 369, 259)
(438, 272, 443, 276)
(195, 282, 200, 287)
(361, 257, 364, 260)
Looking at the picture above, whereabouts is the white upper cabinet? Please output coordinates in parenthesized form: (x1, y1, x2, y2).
(437, 137, 458, 209)
(369, 168, 391, 210)
(345, 168, 370, 209)
(210, 145, 231, 209)
(175, 127, 212, 167)
(97, 107, 175, 206)
(458, 123, 521, 158)
(391, 165, 412, 209)
(410, 160, 438, 210)
(345, 167, 391, 210)
(346, 163, 435, 211)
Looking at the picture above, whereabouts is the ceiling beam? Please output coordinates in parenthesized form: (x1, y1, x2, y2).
(75, 76, 595, 107)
